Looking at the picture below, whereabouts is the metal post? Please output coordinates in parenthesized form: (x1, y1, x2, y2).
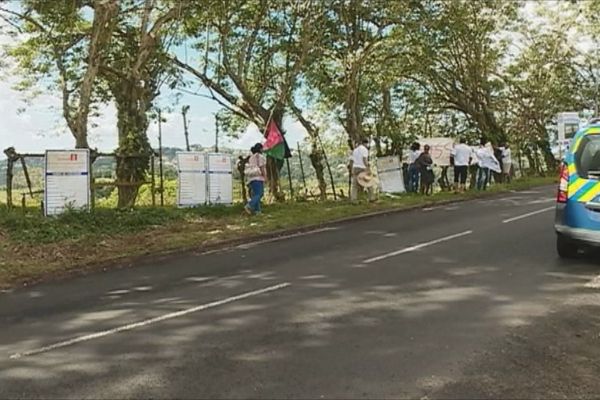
(158, 109, 165, 207)
(150, 153, 156, 207)
(90, 157, 95, 210)
(182, 105, 191, 151)
(6, 158, 13, 209)
(215, 112, 220, 153)
(297, 142, 307, 194)
(286, 157, 294, 198)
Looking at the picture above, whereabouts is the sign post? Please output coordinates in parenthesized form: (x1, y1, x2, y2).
(176, 152, 207, 207)
(207, 153, 233, 205)
(44, 149, 90, 216)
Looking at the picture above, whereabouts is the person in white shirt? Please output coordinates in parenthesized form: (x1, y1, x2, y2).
(451, 137, 472, 192)
(349, 138, 375, 202)
(500, 142, 512, 183)
(475, 140, 501, 190)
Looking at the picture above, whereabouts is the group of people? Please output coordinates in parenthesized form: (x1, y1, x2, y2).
(243, 136, 514, 215)
(406, 138, 512, 194)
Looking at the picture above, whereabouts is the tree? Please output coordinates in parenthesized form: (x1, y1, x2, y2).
(174, 0, 319, 199)
(0, 0, 119, 149)
(501, 7, 582, 172)
(409, 0, 519, 143)
(100, 0, 183, 208)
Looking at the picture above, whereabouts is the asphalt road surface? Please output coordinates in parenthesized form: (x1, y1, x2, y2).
(2, 186, 600, 399)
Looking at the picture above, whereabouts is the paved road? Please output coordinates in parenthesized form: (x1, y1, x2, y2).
(1, 186, 600, 399)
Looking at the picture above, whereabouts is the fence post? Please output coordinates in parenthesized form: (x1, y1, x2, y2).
(151, 153, 156, 207)
(297, 142, 307, 194)
(158, 109, 165, 207)
(6, 158, 13, 209)
(286, 157, 294, 198)
(90, 158, 96, 210)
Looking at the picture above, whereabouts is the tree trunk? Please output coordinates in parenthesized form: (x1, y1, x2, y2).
(538, 138, 556, 173)
(309, 141, 327, 200)
(344, 65, 363, 144)
(71, 0, 118, 150)
(264, 112, 286, 201)
(114, 80, 152, 208)
(237, 156, 250, 203)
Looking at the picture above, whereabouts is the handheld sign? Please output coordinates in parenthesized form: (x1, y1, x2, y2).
(419, 138, 454, 166)
(176, 152, 207, 207)
(377, 156, 406, 193)
(44, 149, 90, 216)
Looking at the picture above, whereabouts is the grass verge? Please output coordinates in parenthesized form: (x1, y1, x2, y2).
(0, 176, 556, 289)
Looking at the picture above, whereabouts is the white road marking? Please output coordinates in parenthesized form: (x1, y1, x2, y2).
(585, 275, 600, 289)
(237, 227, 338, 249)
(502, 206, 555, 224)
(362, 230, 473, 264)
(9, 283, 291, 360)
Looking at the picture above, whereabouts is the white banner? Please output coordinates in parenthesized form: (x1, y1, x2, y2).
(177, 152, 207, 207)
(419, 138, 454, 166)
(44, 149, 90, 216)
(207, 153, 233, 205)
(376, 156, 406, 193)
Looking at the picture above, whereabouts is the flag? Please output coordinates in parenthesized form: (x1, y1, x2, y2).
(263, 120, 286, 160)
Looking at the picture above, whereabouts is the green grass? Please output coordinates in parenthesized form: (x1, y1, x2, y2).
(0, 175, 556, 288)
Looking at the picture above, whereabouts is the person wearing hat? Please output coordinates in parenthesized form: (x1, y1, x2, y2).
(349, 138, 376, 202)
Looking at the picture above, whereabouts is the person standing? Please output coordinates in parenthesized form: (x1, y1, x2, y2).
(475, 140, 491, 190)
(451, 137, 472, 192)
(416, 144, 434, 195)
(244, 143, 267, 215)
(475, 140, 500, 190)
(493, 144, 504, 183)
(407, 142, 421, 193)
(350, 138, 375, 202)
(501, 142, 512, 183)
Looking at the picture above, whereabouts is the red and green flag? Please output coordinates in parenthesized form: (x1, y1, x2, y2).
(263, 120, 286, 160)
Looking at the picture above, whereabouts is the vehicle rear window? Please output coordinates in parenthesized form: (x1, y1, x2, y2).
(575, 135, 600, 179)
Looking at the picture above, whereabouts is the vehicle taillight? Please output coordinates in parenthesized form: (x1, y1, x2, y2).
(557, 163, 569, 203)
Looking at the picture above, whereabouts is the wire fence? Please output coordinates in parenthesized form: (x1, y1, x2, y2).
(0, 145, 541, 211)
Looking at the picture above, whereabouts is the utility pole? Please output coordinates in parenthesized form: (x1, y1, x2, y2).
(182, 105, 191, 151)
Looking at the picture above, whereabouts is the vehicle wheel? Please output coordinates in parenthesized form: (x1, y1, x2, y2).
(557, 234, 578, 258)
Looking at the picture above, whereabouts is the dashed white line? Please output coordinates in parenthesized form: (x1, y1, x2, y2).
(363, 230, 473, 264)
(502, 206, 555, 224)
(9, 282, 291, 360)
(237, 227, 338, 249)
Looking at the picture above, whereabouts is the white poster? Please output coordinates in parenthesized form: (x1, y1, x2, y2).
(44, 149, 90, 216)
(207, 153, 233, 205)
(420, 138, 454, 166)
(177, 152, 207, 207)
(377, 156, 406, 193)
